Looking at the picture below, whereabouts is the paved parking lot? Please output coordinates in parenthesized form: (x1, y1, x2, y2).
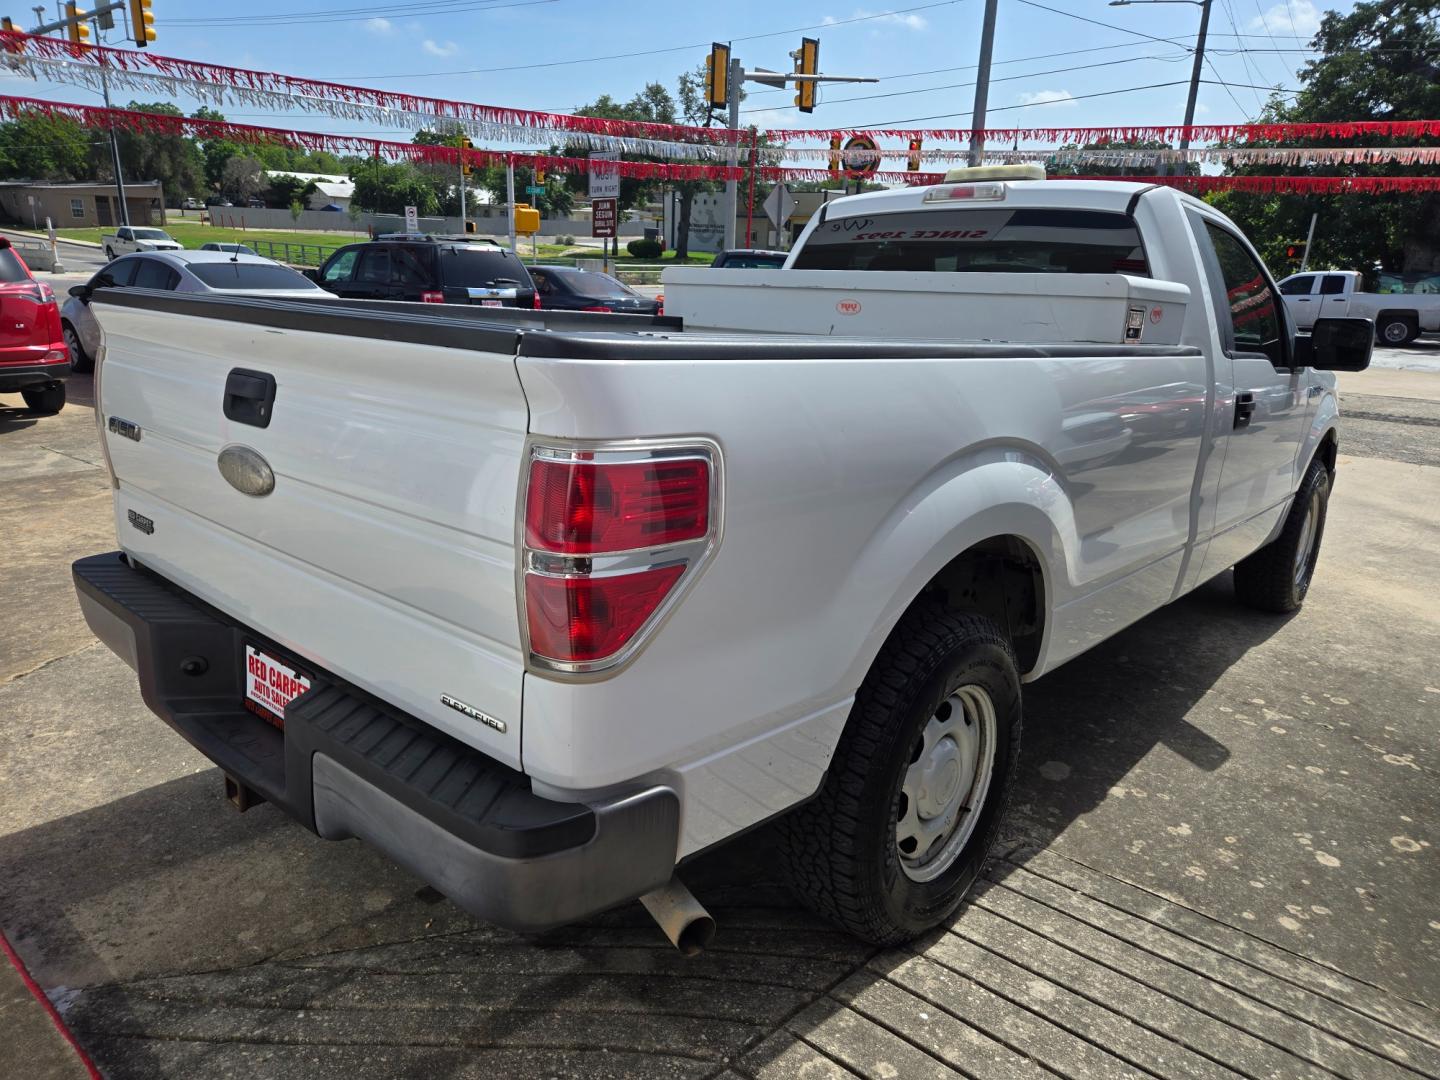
(2, 359, 1438, 1079)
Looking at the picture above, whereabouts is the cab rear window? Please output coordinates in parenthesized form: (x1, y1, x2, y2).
(0, 248, 30, 283)
(792, 208, 1148, 276)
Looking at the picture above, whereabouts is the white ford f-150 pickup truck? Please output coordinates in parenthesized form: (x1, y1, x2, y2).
(1278, 268, 1440, 345)
(72, 173, 1372, 951)
(101, 226, 183, 260)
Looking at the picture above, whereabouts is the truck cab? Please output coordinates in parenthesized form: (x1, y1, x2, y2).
(1279, 268, 1439, 344)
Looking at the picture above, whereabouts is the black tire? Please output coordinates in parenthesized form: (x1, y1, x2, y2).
(62, 321, 91, 373)
(21, 381, 66, 415)
(1376, 315, 1417, 346)
(104, 247, 115, 261)
(1233, 458, 1330, 613)
(776, 606, 1021, 945)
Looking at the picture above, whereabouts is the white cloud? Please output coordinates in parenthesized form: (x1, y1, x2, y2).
(822, 9, 928, 31)
(422, 39, 460, 57)
(1017, 89, 1078, 109)
(364, 16, 393, 34)
(1248, 0, 1321, 38)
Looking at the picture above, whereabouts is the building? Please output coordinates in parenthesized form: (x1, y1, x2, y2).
(0, 180, 166, 229)
(266, 171, 356, 212)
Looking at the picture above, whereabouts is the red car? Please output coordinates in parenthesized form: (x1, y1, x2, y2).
(0, 237, 69, 415)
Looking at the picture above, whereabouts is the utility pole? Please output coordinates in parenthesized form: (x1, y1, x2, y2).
(505, 156, 516, 252)
(1110, 0, 1211, 176)
(1299, 212, 1317, 272)
(722, 56, 743, 250)
(94, 22, 129, 226)
(967, 0, 999, 167)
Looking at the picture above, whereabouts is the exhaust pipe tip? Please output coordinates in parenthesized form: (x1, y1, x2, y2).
(639, 877, 715, 957)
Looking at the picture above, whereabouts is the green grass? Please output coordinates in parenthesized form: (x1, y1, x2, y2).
(55, 223, 366, 251)
(552, 249, 716, 265)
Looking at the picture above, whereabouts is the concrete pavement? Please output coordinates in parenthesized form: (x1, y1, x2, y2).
(1, 368, 1438, 1079)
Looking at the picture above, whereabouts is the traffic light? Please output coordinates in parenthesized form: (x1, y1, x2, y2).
(128, 0, 154, 46)
(458, 133, 473, 178)
(705, 42, 730, 110)
(535, 168, 545, 186)
(793, 37, 818, 113)
(65, 3, 89, 45)
(827, 133, 842, 175)
(1285, 242, 1305, 260)
(907, 137, 923, 172)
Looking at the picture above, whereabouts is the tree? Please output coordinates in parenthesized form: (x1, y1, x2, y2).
(1212, 0, 1440, 273)
(111, 101, 205, 199)
(0, 113, 94, 182)
(672, 63, 726, 258)
(351, 159, 441, 215)
(221, 154, 265, 201)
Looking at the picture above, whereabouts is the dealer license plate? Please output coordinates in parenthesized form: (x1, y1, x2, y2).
(244, 644, 311, 727)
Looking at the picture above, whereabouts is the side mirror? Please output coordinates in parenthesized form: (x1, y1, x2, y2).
(68, 283, 92, 301)
(1294, 317, 1373, 372)
(300, 267, 320, 283)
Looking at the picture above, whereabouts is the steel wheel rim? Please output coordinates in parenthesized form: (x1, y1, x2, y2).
(1382, 322, 1408, 343)
(896, 684, 997, 882)
(1294, 491, 1320, 586)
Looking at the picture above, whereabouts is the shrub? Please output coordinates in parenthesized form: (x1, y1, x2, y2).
(627, 238, 662, 258)
(557, 234, 574, 246)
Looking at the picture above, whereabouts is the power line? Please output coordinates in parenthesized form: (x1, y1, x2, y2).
(325, 0, 967, 79)
(742, 50, 1190, 115)
(167, 0, 549, 27)
(845, 79, 1194, 129)
(1012, 0, 1191, 49)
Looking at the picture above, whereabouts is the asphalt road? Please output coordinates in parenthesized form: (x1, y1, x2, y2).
(1, 362, 1438, 1079)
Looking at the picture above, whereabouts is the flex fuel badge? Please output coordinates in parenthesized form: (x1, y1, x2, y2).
(1124, 306, 1146, 343)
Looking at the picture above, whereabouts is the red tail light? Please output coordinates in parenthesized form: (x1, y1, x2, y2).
(526, 457, 709, 555)
(533, 291, 542, 310)
(526, 566, 684, 663)
(420, 290, 445, 303)
(582, 305, 614, 313)
(522, 446, 718, 671)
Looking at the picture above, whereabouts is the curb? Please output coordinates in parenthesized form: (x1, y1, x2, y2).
(0, 930, 102, 1079)
(1, 228, 103, 250)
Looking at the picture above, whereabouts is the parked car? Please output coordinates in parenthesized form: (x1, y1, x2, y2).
(313, 237, 537, 308)
(181, 197, 203, 211)
(529, 265, 660, 314)
(246, 197, 266, 209)
(0, 238, 68, 413)
(61, 251, 325, 369)
(200, 242, 258, 256)
(101, 226, 182, 260)
(1278, 269, 1440, 344)
(711, 248, 788, 269)
(206, 197, 233, 208)
(73, 171, 1373, 952)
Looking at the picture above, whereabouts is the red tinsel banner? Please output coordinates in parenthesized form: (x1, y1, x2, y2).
(3, 97, 1437, 194)
(762, 120, 1440, 145)
(0, 30, 736, 151)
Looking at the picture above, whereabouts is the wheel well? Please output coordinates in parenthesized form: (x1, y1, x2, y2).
(1315, 428, 1338, 478)
(919, 536, 1045, 674)
(1377, 309, 1418, 325)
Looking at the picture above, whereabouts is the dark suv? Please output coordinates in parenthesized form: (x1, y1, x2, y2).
(313, 238, 537, 308)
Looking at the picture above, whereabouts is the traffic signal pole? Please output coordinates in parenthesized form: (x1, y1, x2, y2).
(722, 56, 742, 251)
(1300, 212, 1317, 272)
(967, 0, 999, 167)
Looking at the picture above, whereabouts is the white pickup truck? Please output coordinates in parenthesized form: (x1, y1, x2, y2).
(72, 173, 1372, 951)
(1279, 268, 1440, 344)
(101, 225, 183, 261)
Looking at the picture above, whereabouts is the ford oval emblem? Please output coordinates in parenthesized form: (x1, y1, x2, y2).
(217, 445, 275, 497)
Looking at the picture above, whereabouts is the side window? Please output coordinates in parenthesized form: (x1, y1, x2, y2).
(69, 198, 84, 219)
(390, 247, 434, 289)
(94, 257, 139, 288)
(1279, 276, 1314, 296)
(356, 248, 392, 285)
(321, 249, 358, 284)
(133, 259, 178, 290)
(1320, 275, 1348, 295)
(532, 271, 553, 295)
(1200, 221, 1283, 359)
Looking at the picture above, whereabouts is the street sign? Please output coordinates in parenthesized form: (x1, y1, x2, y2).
(403, 204, 418, 232)
(843, 135, 882, 177)
(763, 184, 796, 229)
(525, 185, 545, 195)
(589, 151, 620, 200)
(592, 197, 617, 239)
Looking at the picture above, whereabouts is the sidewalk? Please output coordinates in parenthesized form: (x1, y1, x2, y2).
(1340, 364, 1440, 402)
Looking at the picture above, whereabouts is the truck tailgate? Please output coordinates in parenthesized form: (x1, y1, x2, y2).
(91, 293, 529, 765)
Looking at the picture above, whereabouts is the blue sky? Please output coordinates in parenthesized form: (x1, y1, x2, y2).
(8, 0, 1357, 152)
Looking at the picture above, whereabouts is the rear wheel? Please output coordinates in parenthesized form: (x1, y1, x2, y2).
(776, 606, 1021, 944)
(62, 322, 91, 373)
(21, 381, 65, 415)
(104, 247, 115, 261)
(1376, 314, 1418, 346)
(1233, 457, 1330, 613)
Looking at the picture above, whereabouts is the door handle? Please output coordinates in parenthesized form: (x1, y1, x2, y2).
(223, 368, 277, 429)
(1234, 391, 1256, 428)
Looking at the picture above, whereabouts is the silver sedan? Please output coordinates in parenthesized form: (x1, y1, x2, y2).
(60, 249, 325, 372)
